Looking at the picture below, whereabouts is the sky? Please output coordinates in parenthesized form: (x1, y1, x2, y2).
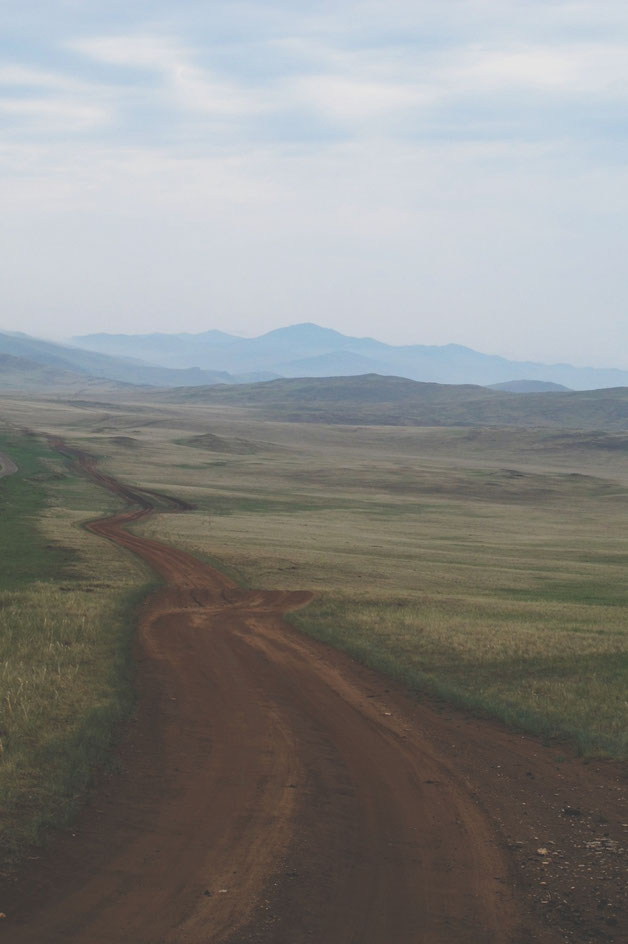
(1, 1, 627, 367)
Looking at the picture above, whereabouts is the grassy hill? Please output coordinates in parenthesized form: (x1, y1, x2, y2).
(169, 373, 628, 431)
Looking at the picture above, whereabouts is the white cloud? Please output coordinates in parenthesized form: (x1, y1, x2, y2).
(446, 42, 628, 96)
(0, 97, 110, 131)
(73, 34, 268, 117)
(456, 47, 578, 90)
(0, 62, 118, 135)
(71, 34, 185, 71)
(293, 75, 435, 123)
(0, 65, 81, 91)
(170, 64, 267, 116)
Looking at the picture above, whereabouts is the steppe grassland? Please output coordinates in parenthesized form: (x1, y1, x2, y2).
(60, 397, 627, 758)
(0, 423, 150, 864)
(3, 394, 628, 757)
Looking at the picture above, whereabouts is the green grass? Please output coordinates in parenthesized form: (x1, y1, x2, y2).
(0, 433, 77, 588)
(0, 429, 151, 867)
(290, 592, 628, 757)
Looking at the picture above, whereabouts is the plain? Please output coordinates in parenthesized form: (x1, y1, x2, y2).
(1, 391, 626, 771)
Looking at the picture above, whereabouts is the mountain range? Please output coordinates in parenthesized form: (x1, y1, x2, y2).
(1, 324, 628, 397)
(0, 330, 233, 388)
(1, 326, 627, 431)
(73, 323, 628, 391)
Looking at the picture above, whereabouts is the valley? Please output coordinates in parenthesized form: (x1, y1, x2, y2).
(0, 387, 626, 942)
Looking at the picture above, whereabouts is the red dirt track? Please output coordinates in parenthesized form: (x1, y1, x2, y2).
(1, 445, 626, 943)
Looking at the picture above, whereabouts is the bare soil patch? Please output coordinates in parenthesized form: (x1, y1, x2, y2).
(0, 451, 17, 478)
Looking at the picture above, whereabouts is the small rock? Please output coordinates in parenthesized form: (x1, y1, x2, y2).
(562, 806, 581, 817)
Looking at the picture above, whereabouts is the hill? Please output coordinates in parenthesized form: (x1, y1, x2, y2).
(488, 380, 571, 393)
(69, 329, 239, 369)
(0, 353, 123, 394)
(0, 331, 234, 388)
(167, 374, 628, 431)
(74, 323, 628, 391)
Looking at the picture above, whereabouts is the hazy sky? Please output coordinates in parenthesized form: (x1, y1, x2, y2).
(2, 1, 627, 367)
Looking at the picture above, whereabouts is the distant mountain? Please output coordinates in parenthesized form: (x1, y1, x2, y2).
(0, 331, 235, 387)
(167, 374, 628, 431)
(279, 350, 381, 376)
(488, 380, 571, 393)
(75, 323, 628, 391)
(71, 329, 240, 368)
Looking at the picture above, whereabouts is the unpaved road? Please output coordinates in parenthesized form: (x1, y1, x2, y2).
(1, 445, 626, 943)
(0, 451, 17, 478)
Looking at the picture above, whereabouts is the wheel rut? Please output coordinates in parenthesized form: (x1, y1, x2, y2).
(1, 442, 625, 943)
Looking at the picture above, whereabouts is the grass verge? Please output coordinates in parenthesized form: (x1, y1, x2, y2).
(0, 429, 151, 868)
(290, 592, 628, 758)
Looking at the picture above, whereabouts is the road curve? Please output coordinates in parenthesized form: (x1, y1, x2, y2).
(2, 444, 623, 943)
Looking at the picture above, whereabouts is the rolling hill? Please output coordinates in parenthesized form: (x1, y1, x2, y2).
(167, 374, 628, 431)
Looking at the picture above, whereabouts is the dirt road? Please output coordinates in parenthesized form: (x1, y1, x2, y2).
(1, 445, 625, 943)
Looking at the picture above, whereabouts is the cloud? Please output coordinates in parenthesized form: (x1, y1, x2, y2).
(71, 34, 186, 71)
(293, 75, 435, 123)
(447, 42, 628, 96)
(0, 61, 117, 136)
(2, 1, 628, 366)
(0, 97, 109, 131)
(73, 34, 269, 118)
(0, 64, 82, 91)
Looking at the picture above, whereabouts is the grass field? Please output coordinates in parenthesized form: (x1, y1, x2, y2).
(137, 440, 628, 755)
(0, 427, 150, 866)
(1, 394, 627, 760)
